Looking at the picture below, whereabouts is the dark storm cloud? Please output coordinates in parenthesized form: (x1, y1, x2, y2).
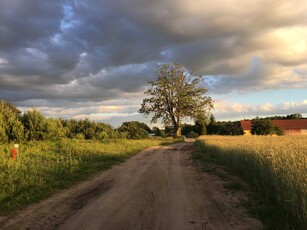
(0, 0, 77, 90)
(68, 2, 166, 70)
(86, 63, 156, 92)
(0, 0, 306, 116)
(76, 0, 304, 82)
(0, 0, 64, 49)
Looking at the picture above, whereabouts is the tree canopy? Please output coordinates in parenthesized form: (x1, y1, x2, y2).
(0, 100, 24, 142)
(251, 117, 284, 135)
(139, 63, 213, 137)
(263, 113, 304, 120)
(117, 121, 150, 139)
(0, 99, 126, 143)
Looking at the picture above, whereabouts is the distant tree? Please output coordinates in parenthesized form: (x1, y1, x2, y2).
(61, 119, 72, 138)
(186, 131, 199, 138)
(226, 121, 244, 135)
(95, 122, 115, 140)
(213, 122, 228, 135)
(0, 100, 21, 115)
(10, 119, 25, 142)
(0, 100, 25, 142)
(22, 109, 47, 141)
(209, 114, 216, 124)
(264, 113, 304, 120)
(78, 118, 96, 139)
(286, 113, 302, 119)
(136, 122, 151, 133)
(164, 126, 175, 137)
(44, 118, 66, 140)
(139, 63, 213, 137)
(206, 115, 217, 134)
(206, 115, 219, 134)
(61, 118, 116, 140)
(206, 115, 243, 135)
(152, 127, 161, 136)
(118, 121, 149, 139)
(273, 126, 285, 136)
(194, 117, 207, 135)
(181, 123, 200, 138)
(152, 127, 167, 138)
(0, 113, 8, 142)
(251, 117, 275, 135)
(182, 124, 193, 136)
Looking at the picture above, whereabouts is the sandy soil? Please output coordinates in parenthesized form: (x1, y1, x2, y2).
(0, 140, 262, 230)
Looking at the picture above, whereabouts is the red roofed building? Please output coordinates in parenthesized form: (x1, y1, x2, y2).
(240, 119, 307, 135)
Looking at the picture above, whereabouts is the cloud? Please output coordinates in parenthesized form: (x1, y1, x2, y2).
(0, 0, 64, 49)
(0, 0, 306, 124)
(206, 59, 307, 94)
(17, 98, 143, 122)
(214, 99, 307, 120)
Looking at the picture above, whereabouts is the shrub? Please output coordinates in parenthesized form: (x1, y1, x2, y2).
(186, 131, 199, 138)
(0, 100, 25, 143)
(22, 109, 47, 141)
(118, 121, 150, 139)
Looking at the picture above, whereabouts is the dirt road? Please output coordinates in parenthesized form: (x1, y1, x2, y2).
(0, 141, 261, 230)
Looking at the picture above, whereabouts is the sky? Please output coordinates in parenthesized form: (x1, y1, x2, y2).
(0, 0, 306, 127)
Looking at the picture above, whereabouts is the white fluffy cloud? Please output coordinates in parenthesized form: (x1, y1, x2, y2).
(214, 99, 307, 120)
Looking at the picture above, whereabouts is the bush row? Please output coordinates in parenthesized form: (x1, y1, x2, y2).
(0, 100, 152, 142)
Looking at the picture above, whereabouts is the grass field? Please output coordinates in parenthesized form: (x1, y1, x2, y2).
(0, 138, 181, 215)
(194, 135, 307, 230)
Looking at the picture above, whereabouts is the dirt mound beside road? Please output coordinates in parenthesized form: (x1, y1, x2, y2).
(0, 141, 261, 230)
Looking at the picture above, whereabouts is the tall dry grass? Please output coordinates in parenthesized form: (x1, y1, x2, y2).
(196, 135, 307, 230)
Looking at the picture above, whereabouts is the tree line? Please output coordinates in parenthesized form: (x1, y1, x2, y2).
(0, 100, 154, 143)
(191, 113, 305, 136)
(3, 98, 303, 143)
(0, 99, 206, 143)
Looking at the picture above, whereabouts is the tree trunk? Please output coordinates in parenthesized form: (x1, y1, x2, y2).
(175, 113, 182, 137)
(176, 126, 182, 137)
(176, 119, 182, 137)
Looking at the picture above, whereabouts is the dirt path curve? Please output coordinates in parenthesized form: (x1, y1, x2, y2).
(0, 140, 261, 230)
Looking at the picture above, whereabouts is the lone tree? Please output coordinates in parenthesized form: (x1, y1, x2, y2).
(139, 63, 213, 137)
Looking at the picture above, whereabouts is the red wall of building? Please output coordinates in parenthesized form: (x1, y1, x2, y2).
(284, 130, 301, 135)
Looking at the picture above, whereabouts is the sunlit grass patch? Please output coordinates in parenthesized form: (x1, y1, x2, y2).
(0, 137, 181, 215)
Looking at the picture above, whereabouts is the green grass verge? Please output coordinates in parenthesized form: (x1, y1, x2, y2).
(0, 137, 182, 215)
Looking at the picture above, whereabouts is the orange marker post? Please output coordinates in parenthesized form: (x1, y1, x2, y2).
(11, 144, 19, 160)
